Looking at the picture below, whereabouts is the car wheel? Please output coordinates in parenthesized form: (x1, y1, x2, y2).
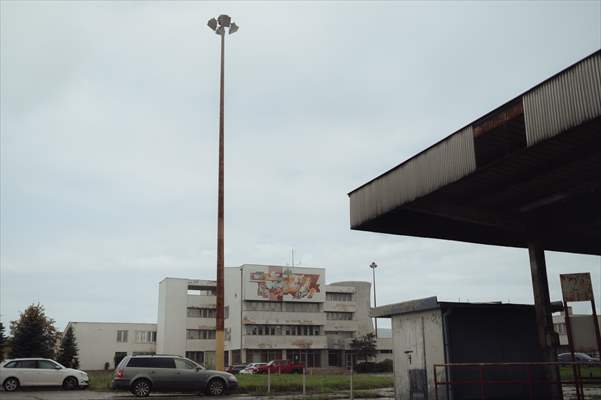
(3, 377, 19, 392)
(206, 378, 226, 396)
(63, 376, 79, 390)
(131, 379, 152, 397)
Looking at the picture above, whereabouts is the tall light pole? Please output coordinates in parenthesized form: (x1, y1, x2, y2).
(207, 14, 239, 371)
(369, 262, 378, 338)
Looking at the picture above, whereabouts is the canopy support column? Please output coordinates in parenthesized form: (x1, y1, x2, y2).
(528, 241, 562, 400)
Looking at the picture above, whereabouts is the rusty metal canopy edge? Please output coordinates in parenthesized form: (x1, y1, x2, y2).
(349, 50, 601, 255)
(348, 49, 601, 197)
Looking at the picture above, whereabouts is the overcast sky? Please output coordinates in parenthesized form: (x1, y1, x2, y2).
(1, 1, 600, 331)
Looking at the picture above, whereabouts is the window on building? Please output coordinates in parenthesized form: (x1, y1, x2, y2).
(282, 302, 321, 312)
(326, 312, 354, 320)
(186, 351, 204, 364)
(232, 350, 241, 365)
(116, 330, 128, 343)
(224, 306, 229, 319)
(246, 349, 282, 363)
(243, 301, 322, 313)
(187, 286, 216, 296)
(379, 349, 393, 354)
(325, 331, 354, 338)
(187, 329, 216, 340)
(287, 350, 321, 368)
(225, 328, 231, 341)
(244, 301, 282, 312)
(245, 324, 321, 336)
(326, 292, 353, 302)
(328, 350, 343, 367)
(135, 330, 156, 343)
(187, 307, 216, 318)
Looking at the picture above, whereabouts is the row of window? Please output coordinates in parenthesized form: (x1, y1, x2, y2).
(325, 331, 354, 338)
(116, 330, 156, 343)
(187, 286, 216, 296)
(326, 312, 353, 320)
(187, 307, 217, 318)
(245, 324, 321, 336)
(186, 329, 216, 340)
(326, 293, 353, 302)
(243, 301, 321, 313)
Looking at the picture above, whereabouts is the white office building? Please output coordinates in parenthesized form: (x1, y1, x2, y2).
(67, 264, 391, 370)
(157, 265, 378, 368)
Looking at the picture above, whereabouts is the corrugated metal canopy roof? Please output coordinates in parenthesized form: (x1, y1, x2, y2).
(349, 51, 601, 255)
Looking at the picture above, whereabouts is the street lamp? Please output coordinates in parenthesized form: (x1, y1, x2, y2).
(207, 14, 239, 372)
(370, 262, 378, 338)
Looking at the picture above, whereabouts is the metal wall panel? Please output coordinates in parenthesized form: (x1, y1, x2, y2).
(350, 127, 476, 227)
(524, 53, 601, 147)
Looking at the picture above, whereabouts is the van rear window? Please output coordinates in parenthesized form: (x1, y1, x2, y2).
(127, 357, 175, 368)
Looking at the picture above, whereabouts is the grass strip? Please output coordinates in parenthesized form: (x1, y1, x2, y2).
(87, 370, 393, 394)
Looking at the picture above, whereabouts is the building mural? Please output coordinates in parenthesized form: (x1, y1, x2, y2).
(244, 266, 325, 302)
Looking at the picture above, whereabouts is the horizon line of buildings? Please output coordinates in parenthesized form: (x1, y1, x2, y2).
(67, 264, 393, 370)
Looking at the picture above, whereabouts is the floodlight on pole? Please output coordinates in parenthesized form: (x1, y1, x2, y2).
(207, 13, 238, 373)
(370, 262, 378, 337)
(207, 18, 217, 31)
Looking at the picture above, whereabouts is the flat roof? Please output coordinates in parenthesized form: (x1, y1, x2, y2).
(349, 50, 601, 255)
(370, 297, 557, 318)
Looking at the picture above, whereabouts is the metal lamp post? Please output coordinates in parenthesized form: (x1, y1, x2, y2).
(370, 262, 378, 337)
(207, 14, 239, 371)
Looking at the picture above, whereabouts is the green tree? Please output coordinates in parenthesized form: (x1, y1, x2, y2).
(57, 325, 79, 368)
(9, 304, 58, 359)
(0, 322, 6, 362)
(349, 332, 377, 364)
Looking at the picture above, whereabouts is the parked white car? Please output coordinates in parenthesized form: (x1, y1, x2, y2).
(0, 358, 89, 392)
(239, 362, 267, 374)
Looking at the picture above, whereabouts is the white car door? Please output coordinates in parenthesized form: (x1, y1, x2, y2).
(36, 360, 63, 386)
(15, 360, 38, 386)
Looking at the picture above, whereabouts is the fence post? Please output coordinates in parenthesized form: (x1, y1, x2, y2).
(479, 365, 485, 400)
(350, 356, 354, 400)
(303, 366, 306, 395)
(527, 365, 534, 400)
(434, 365, 439, 400)
(267, 367, 271, 394)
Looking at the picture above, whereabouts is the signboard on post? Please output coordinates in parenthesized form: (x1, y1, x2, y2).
(560, 273, 594, 302)
(559, 271, 601, 400)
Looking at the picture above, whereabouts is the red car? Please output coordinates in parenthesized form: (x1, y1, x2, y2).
(255, 359, 304, 374)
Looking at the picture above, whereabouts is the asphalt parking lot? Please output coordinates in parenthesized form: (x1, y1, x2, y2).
(0, 390, 251, 400)
(0, 388, 398, 400)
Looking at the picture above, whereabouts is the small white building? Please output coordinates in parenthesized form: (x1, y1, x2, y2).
(66, 322, 157, 371)
(553, 310, 601, 354)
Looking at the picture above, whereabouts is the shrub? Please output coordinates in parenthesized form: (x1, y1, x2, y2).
(355, 359, 393, 373)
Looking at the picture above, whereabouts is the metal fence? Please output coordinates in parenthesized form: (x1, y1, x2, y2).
(433, 361, 601, 400)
